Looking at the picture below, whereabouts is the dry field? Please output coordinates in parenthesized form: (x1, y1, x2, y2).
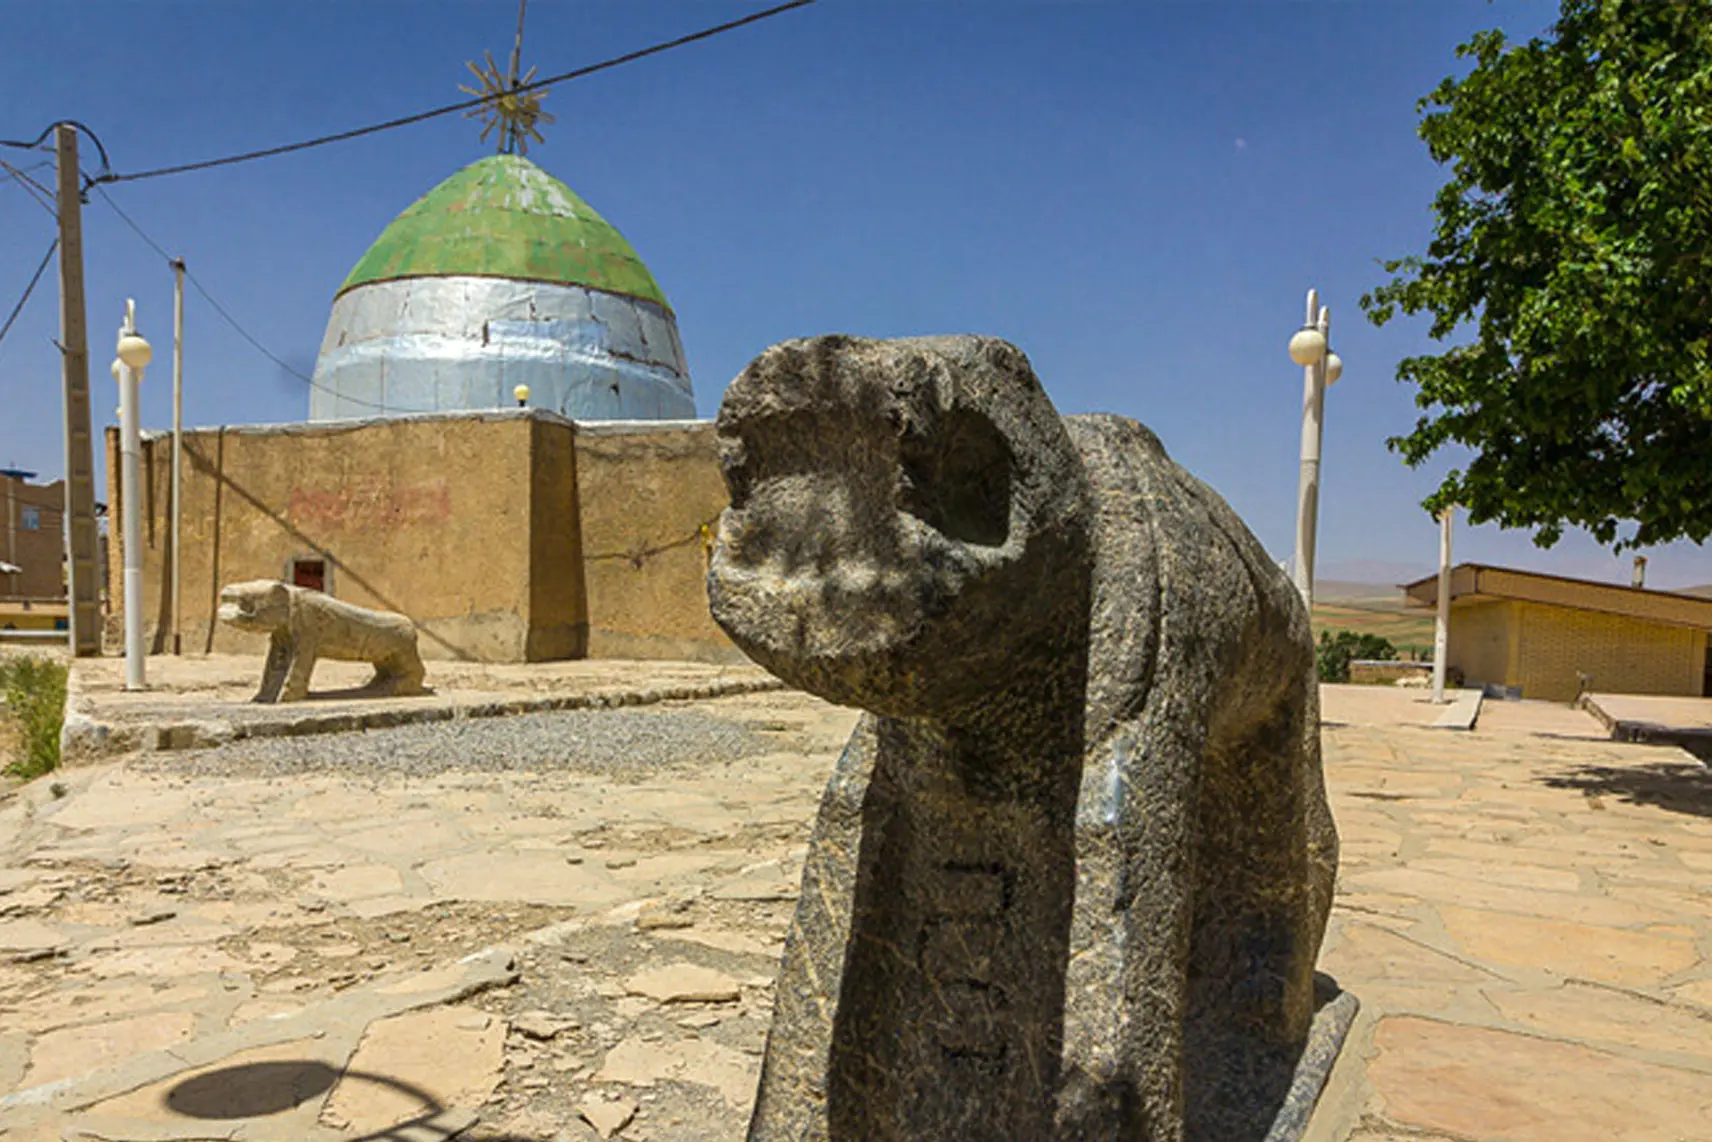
(1311, 581, 1437, 657)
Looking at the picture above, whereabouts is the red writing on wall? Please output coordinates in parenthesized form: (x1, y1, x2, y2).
(288, 480, 452, 532)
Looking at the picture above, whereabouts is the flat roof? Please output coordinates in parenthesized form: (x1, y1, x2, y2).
(1402, 563, 1712, 631)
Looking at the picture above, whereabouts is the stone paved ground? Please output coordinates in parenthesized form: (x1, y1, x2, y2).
(60, 655, 781, 759)
(1, 683, 853, 1142)
(0, 674, 1708, 1140)
(1315, 686, 1712, 1142)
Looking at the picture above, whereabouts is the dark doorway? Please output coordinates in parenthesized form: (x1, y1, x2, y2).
(1702, 640, 1712, 697)
(291, 559, 326, 593)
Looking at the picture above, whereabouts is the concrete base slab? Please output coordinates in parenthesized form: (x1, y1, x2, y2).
(1431, 688, 1483, 731)
(1581, 692, 1712, 760)
(1270, 980, 1362, 1142)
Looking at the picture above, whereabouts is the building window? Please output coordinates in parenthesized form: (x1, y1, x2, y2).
(20, 508, 39, 530)
(287, 556, 328, 594)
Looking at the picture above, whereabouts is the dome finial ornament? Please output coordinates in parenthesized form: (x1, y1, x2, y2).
(461, 0, 555, 156)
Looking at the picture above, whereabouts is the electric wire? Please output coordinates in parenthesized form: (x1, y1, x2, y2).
(0, 157, 57, 218)
(187, 274, 395, 410)
(0, 238, 59, 353)
(0, 120, 112, 177)
(89, 183, 398, 412)
(86, 0, 814, 185)
(0, 1, 815, 407)
(0, 158, 53, 190)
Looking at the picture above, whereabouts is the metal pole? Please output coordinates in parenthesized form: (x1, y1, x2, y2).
(1432, 506, 1454, 704)
(1292, 291, 1330, 610)
(119, 302, 146, 690)
(171, 259, 185, 655)
(55, 124, 102, 655)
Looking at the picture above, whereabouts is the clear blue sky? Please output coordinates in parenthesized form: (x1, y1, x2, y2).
(3, 0, 1708, 588)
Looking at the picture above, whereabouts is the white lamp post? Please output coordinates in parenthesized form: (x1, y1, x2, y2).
(171, 258, 185, 656)
(113, 300, 151, 691)
(1289, 288, 1342, 611)
(513, 383, 531, 409)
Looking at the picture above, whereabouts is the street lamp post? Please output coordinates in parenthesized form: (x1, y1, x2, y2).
(113, 300, 151, 691)
(170, 258, 185, 655)
(1288, 288, 1343, 612)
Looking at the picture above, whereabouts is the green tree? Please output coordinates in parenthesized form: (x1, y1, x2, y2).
(1363, 0, 1712, 550)
(1316, 631, 1399, 684)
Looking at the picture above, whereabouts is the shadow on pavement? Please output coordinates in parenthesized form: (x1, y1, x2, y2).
(296, 683, 439, 702)
(166, 1060, 342, 1117)
(1538, 760, 1712, 819)
(164, 1060, 551, 1141)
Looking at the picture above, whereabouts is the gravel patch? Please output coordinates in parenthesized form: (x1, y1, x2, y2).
(138, 706, 768, 781)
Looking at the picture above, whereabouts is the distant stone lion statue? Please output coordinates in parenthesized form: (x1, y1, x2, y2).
(217, 580, 427, 703)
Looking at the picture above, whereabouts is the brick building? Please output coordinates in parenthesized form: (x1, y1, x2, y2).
(2, 469, 66, 602)
(1403, 564, 1712, 702)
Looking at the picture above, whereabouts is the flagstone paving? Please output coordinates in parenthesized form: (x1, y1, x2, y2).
(1315, 687, 1712, 1142)
(0, 677, 1706, 1140)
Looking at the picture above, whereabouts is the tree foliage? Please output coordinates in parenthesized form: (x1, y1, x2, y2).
(1363, 0, 1712, 550)
(1316, 630, 1399, 684)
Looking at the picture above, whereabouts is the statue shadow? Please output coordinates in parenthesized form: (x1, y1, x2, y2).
(162, 1059, 553, 1141)
(1182, 972, 1359, 1142)
(297, 682, 438, 702)
(1537, 758, 1712, 819)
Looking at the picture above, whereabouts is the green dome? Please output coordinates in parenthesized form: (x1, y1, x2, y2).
(338, 155, 671, 311)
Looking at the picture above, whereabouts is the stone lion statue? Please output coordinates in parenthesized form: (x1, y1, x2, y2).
(708, 335, 1344, 1141)
(217, 580, 427, 703)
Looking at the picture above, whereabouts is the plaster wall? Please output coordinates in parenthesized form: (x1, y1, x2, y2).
(527, 417, 588, 660)
(572, 422, 742, 664)
(103, 410, 739, 666)
(107, 414, 546, 662)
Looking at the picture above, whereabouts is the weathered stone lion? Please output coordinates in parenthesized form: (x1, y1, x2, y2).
(217, 580, 427, 704)
(708, 335, 1347, 1141)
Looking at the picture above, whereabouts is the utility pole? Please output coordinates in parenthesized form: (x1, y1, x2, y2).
(171, 258, 185, 654)
(1432, 507, 1454, 704)
(56, 124, 102, 656)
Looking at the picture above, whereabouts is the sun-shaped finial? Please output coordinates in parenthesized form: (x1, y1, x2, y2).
(461, 51, 556, 156)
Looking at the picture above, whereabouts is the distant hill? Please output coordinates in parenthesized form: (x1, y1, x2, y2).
(1314, 559, 1433, 587)
(1677, 584, 1712, 599)
(1315, 579, 1408, 604)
